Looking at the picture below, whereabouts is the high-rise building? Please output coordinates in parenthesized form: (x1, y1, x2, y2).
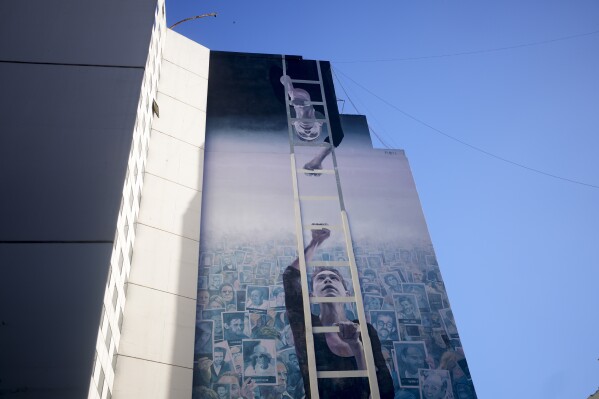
(1, 1, 165, 398)
(0, 3, 476, 399)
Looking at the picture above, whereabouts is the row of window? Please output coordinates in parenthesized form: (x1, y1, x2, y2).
(89, 1, 166, 397)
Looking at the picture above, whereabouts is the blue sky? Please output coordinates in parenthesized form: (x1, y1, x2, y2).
(166, 1, 599, 397)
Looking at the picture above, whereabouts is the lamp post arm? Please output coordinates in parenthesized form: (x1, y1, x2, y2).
(169, 13, 217, 30)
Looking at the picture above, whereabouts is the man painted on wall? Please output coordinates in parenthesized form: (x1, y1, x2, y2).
(211, 347, 232, 384)
(283, 228, 393, 399)
(217, 373, 257, 399)
(246, 287, 269, 310)
(372, 311, 399, 342)
(394, 342, 429, 388)
(224, 313, 249, 345)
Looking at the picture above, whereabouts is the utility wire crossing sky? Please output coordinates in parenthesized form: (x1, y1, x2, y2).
(333, 66, 599, 190)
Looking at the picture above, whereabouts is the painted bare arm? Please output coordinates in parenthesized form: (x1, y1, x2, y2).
(289, 228, 331, 270)
(337, 321, 367, 370)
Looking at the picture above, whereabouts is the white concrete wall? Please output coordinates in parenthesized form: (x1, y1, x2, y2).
(111, 30, 210, 399)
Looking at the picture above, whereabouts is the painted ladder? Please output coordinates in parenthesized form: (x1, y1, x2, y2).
(282, 55, 381, 399)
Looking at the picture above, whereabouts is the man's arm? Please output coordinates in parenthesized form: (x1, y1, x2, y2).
(280, 75, 295, 100)
(289, 228, 331, 271)
(337, 321, 366, 370)
(284, 228, 332, 340)
(283, 228, 331, 399)
(240, 378, 257, 399)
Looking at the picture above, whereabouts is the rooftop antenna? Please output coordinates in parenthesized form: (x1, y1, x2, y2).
(169, 13, 217, 30)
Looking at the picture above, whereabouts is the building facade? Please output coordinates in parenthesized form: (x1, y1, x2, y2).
(0, 1, 163, 398)
(187, 50, 477, 399)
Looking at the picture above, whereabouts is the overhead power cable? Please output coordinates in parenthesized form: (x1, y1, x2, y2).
(333, 67, 599, 190)
(334, 68, 402, 149)
(334, 28, 599, 64)
(331, 68, 392, 149)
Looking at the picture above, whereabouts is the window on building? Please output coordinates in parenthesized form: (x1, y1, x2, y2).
(92, 350, 98, 377)
(123, 218, 129, 241)
(105, 324, 112, 352)
(100, 306, 107, 330)
(112, 353, 118, 371)
(112, 287, 118, 310)
(118, 250, 124, 273)
(117, 308, 124, 331)
(128, 244, 133, 266)
(97, 366, 105, 397)
(106, 267, 112, 289)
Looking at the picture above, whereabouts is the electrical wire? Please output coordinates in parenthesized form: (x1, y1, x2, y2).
(334, 28, 599, 64)
(332, 68, 393, 149)
(333, 67, 599, 190)
(334, 67, 402, 149)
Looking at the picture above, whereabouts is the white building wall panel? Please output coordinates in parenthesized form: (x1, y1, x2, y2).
(136, 173, 202, 240)
(128, 224, 200, 300)
(162, 33, 211, 80)
(152, 93, 207, 147)
(145, 130, 205, 191)
(116, 284, 196, 366)
(159, 60, 209, 111)
(112, 356, 193, 399)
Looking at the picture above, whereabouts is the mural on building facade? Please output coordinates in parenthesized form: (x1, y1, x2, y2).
(192, 51, 477, 399)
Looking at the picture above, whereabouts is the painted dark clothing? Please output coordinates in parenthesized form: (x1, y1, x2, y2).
(210, 362, 232, 384)
(283, 266, 394, 399)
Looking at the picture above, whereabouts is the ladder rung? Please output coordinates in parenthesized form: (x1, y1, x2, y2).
(317, 370, 368, 379)
(297, 168, 335, 175)
(310, 296, 355, 304)
(290, 79, 322, 84)
(303, 224, 343, 230)
(312, 326, 339, 333)
(290, 117, 327, 123)
(308, 261, 350, 267)
(289, 101, 324, 107)
(299, 196, 338, 201)
(293, 142, 332, 148)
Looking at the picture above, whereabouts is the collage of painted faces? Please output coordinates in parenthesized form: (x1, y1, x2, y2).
(192, 235, 476, 399)
(193, 235, 304, 399)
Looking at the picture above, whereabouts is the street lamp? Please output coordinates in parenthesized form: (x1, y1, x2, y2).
(169, 13, 217, 30)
